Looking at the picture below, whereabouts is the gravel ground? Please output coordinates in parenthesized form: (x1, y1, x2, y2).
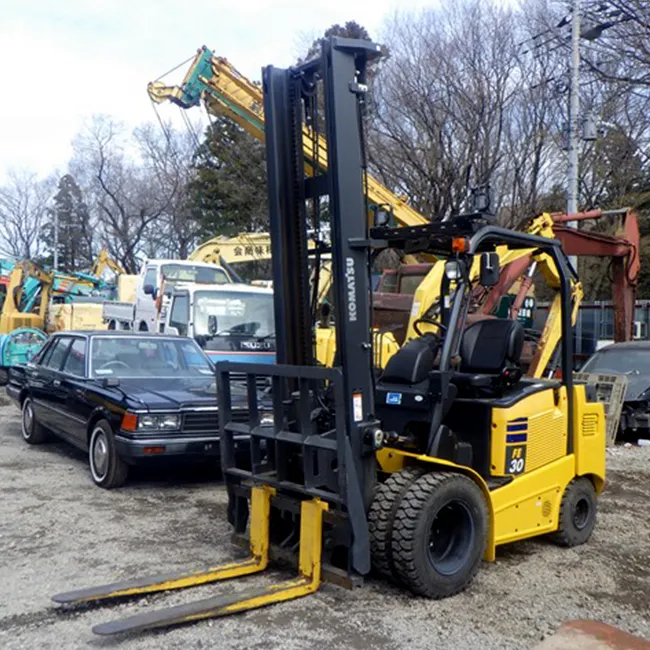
(0, 397, 649, 650)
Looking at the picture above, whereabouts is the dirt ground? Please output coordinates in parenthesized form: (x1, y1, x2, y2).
(0, 397, 648, 650)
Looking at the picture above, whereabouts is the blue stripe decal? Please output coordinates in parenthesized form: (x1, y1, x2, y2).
(506, 423, 528, 432)
(510, 417, 528, 423)
(506, 433, 528, 443)
(205, 352, 276, 364)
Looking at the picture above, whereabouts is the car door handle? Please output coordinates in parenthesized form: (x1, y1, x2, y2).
(53, 379, 61, 387)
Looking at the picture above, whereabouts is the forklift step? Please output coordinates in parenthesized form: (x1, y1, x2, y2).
(52, 487, 329, 636)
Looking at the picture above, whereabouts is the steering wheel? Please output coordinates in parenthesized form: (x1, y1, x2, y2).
(413, 317, 447, 337)
(100, 360, 129, 370)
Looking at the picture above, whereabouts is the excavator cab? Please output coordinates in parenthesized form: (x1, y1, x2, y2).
(53, 37, 606, 634)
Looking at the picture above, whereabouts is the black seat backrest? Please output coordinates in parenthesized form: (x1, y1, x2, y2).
(381, 335, 438, 384)
(460, 318, 524, 374)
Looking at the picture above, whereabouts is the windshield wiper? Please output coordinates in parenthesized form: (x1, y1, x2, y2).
(256, 332, 275, 342)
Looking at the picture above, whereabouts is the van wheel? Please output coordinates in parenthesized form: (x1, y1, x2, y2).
(550, 477, 597, 547)
(21, 397, 49, 444)
(138, 322, 148, 332)
(369, 467, 425, 581)
(391, 472, 488, 598)
(89, 421, 128, 489)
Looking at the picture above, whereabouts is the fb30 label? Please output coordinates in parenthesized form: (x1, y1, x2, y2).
(505, 445, 527, 475)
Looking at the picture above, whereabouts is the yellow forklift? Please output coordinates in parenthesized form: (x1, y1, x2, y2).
(53, 37, 606, 634)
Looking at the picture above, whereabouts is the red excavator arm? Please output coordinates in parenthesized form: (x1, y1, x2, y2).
(551, 208, 640, 341)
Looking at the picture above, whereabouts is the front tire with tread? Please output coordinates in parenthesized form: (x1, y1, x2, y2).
(89, 420, 128, 489)
(369, 466, 425, 581)
(391, 471, 488, 599)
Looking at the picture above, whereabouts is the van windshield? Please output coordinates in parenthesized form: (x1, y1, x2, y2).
(161, 264, 228, 288)
(194, 290, 274, 338)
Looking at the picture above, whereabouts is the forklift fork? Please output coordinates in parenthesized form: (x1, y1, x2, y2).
(52, 486, 328, 635)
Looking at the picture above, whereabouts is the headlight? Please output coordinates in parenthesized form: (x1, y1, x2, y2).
(138, 415, 158, 430)
(260, 413, 274, 426)
(444, 260, 461, 281)
(159, 414, 181, 429)
(137, 413, 181, 431)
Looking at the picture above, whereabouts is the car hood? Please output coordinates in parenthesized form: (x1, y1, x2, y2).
(622, 374, 650, 402)
(116, 377, 250, 410)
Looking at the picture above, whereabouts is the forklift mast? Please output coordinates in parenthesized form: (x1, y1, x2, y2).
(263, 37, 382, 510)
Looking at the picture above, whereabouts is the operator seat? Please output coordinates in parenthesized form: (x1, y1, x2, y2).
(453, 318, 524, 394)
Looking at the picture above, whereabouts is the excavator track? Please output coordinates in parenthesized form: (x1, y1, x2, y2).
(52, 486, 328, 635)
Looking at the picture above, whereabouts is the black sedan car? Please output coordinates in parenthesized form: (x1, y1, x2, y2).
(581, 341, 650, 440)
(6, 331, 267, 488)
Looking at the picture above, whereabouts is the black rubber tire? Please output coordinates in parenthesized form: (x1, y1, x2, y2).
(21, 396, 49, 445)
(368, 466, 426, 581)
(391, 471, 488, 598)
(89, 420, 129, 489)
(550, 477, 597, 547)
(138, 322, 148, 332)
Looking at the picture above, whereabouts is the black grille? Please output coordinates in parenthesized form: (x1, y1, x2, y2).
(182, 409, 250, 434)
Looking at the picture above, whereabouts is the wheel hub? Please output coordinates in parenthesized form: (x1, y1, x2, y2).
(23, 403, 34, 435)
(573, 496, 590, 530)
(427, 500, 474, 576)
(92, 432, 109, 478)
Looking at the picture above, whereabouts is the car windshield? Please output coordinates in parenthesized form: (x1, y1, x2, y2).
(582, 349, 650, 375)
(90, 336, 213, 378)
(193, 290, 274, 338)
(161, 264, 228, 288)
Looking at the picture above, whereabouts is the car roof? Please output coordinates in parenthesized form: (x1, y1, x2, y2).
(596, 341, 650, 352)
(174, 282, 273, 295)
(50, 331, 196, 342)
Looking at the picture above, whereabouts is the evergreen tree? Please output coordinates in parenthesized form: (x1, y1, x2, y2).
(43, 174, 93, 271)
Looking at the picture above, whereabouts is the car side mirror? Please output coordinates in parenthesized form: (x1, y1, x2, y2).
(143, 283, 156, 297)
(102, 377, 120, 388)
(207, 315, 218, 335)
(479, 252, 500, 287)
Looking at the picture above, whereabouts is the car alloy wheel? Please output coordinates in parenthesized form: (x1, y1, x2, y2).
(21, 399, 35, 441)
(90, 427, 110, 482)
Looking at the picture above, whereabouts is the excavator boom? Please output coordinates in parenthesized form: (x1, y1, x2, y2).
(149, 46, 428, 229)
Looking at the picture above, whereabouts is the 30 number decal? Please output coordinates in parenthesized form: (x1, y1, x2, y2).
(505, 445, 527, 475)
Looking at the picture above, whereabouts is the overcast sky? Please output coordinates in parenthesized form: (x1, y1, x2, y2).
(1, 0, 441, 183)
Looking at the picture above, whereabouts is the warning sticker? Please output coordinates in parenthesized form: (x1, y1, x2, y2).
(353, 393, 363, 422)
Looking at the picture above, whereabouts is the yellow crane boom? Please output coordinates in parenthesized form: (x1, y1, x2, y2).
(148, 46, 429, 229)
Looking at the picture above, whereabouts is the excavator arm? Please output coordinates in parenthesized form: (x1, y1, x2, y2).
(91, 249, 125, 278)
(148, 47, 429, 229)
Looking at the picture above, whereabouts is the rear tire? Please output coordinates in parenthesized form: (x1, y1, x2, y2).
(391, 471, 488, 598)
(369, 467, 425, 581)
(21, 396, 49, 444)
(89, 421, 128, 489)
(550, 477, 597, 547)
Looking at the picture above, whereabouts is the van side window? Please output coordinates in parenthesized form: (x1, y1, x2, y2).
(169, 295, 189, 336)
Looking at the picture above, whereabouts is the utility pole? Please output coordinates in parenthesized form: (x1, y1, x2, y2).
(53, 209, 59, 271)
(566, 0, 581, 270)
